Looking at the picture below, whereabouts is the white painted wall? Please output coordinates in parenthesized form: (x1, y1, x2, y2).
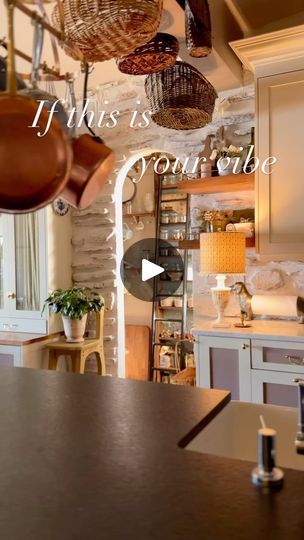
(47, 206, 72, 333)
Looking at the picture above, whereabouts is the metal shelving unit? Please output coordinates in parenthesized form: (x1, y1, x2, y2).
(150, 173, 194, 382)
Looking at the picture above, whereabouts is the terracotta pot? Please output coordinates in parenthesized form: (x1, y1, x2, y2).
(62, 314, 88, 343)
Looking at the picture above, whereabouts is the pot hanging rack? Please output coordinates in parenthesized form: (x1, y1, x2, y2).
(0, 37, 68, 81)
(1, 0, 80, 81)
(13, 0, 84, 63)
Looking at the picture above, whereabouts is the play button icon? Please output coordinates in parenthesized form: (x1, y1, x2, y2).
(120, 238, 184, 302)
(142, 259, 164, 282)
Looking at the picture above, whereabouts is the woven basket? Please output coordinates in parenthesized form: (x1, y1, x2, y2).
(185, 0, 212, 58)
(145, 61, 217, 130)
(116, 32, 179, 75)
(170, 367, 196, 386)
(52, 0, 163, 63)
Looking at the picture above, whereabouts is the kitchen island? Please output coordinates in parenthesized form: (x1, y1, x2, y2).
(0, 367, 303, 539)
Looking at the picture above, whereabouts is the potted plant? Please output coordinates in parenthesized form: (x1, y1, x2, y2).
(43, 287, 104, 343)
(216, 145, 244, 176)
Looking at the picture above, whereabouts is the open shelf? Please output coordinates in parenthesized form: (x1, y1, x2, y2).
(160, 222, 187, 226)
(161, 184, 180, 190)
(179, 236, 255, 249)
(178, 173, 254, 194)
(158, 306, 193, 311)
(123, 212, 155, 218)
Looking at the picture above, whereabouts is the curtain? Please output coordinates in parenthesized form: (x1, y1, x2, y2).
(14, 213, 40, 311)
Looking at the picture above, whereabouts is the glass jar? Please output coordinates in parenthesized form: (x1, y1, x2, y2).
(161, 212, 170, 224)
(160, 229, 169, 240)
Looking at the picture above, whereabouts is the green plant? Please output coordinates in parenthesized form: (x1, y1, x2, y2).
(42, 287, 104, 320)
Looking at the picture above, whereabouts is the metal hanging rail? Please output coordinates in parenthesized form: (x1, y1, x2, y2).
(0, 38, 66, 80)
(5, 0, 85, 81)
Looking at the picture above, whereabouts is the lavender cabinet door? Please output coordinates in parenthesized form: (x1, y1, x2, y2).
(251, 369, 298, 408)
(196, 336, 251, 401)
(0, 346, 22, 367)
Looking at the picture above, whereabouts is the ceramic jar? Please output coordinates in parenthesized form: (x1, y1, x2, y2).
(217, 157, 242, 176)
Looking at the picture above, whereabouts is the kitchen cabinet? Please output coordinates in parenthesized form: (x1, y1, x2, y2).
(0, 211, 48, 333)
(231, 26, 304, 260)
(256, 69, 304, 258)
(196, 336, 251, 401)
(194, 320, 304, 407)
(0, 345, 21, 367)
(0, 332, 63, 370)
(251, 370, 298, 408)
(251, 338, 304, 407)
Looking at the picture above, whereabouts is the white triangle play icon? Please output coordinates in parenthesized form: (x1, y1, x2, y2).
(142, 259, 164, 282)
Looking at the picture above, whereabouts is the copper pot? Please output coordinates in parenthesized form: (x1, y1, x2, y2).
(0, 1, 72, 214)
(60, 75, 115, 209)
(61, 134, 115, 209)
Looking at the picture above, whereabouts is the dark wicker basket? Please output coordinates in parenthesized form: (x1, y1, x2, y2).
(145, 61, 217, 130)
(52, 0, 163, 63)
(116, 33, 179, 75)
(185, 0, 212, 58)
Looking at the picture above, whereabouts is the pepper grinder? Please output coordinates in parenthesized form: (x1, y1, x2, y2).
(251, 426, 284, 488)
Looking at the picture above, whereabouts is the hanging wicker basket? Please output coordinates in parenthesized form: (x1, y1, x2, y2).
(185, 0, 212, 58)
(52, 0, 163, 63)
(145, 61, 217, 130)
(116, 32, 179, 75)
(20, 0, 54, 3)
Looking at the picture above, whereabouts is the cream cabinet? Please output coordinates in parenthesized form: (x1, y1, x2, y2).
(231, 26, 304, 260)
(256, 69, 304, 258)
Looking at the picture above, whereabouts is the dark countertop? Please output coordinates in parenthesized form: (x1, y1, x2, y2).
(0, 368, 303, 540)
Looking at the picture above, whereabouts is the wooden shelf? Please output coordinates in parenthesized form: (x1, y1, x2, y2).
(158, 306, 193, 311)
(160, 222, 187, 226)
(123, 212, 154, 218)
(178, 173, 254, 195)
(179, 240, 200, 249)
(179, 236, 255, 249)
(161, 184, 180, 190)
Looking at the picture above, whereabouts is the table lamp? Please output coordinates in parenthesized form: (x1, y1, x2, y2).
(200, 232, 246, 327)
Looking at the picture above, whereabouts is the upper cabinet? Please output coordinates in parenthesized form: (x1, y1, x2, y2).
(0, 204, 72, 335)
(0, 211, 48, 333)
(231, 26, 304, 260)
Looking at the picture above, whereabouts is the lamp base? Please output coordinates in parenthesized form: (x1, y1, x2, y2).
(211, 275, 231, 327)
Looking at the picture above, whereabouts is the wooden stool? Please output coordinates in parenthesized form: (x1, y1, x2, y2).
(46, 309, 105, 375)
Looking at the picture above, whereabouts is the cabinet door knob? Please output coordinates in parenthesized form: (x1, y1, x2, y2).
(7, 292, 16, 299)
(242, 343, 249, 350)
